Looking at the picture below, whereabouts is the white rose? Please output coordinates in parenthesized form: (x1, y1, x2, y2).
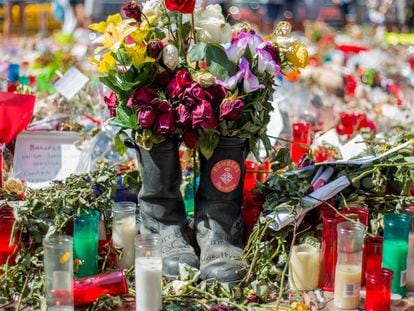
(163, 44, 179, 70)
(193, 72, 215, 88)
(275, 36, 297, 52)
(194, 4, 232, 44)
(142, 0, 162, 19)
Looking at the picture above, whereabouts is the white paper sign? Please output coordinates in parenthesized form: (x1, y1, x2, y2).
(339, 134, 367, 161)
(12, 131, 82, 188)
(54, 66, 89, 100)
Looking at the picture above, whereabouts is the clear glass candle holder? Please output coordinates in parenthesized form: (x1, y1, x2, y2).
(43, 234, 74, 311)
(135, 234, 162, 311)
(112, 201, 137, 269)
(289, 244, 320, 291)
(73, 210, 100, 278)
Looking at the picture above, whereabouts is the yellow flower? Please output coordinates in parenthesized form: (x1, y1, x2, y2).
(89, 13, 124, 33)
(285, 43, 309, 69)
(88, 53, 116, 73)
(3, 178, 24, 195)
(291, 302, 309, 311)
(93, 21, 137, 54)
(125, 45, 154, 69)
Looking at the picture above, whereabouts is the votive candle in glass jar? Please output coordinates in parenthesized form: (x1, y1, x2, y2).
(382, 213, 411, 297)
(73, 210, 100, 278)
(289, 244, 320, 291)
(290, 122, 311, 165)
(334, 221, 365, 309)
(43, 234, 74, 311)
(365, 236, 383, 274)
(112, 202, 137, 269)
(135, 234, 162, 311)
(403, 206, 414, 291)
(0, 208, 18, 270)
(365, 268, 393, 311)
(74, 269, 129, 306)
(244, 160, 258, 192)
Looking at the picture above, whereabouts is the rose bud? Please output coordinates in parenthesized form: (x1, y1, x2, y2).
(193, 72, 215, 88)
(154, 99, 173, 113)
(123, 1, 142, 23)
(154, 110, 176, 135)
(162, 44, 179, 70)
(104, 91, 118, 117)
(137, 106, 157, 129)
(220, 99, 245, 121)
(147, 40, 164, 59)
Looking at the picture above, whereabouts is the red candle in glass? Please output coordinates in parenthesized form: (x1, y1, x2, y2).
(242, 192, 265, 241)
(290, 123, 311, 165)
(244, 160, 258, 192)
(0, 207, 18, 270)
(257, 162, 270, 183)
(365, 236, 383, 274)
(319, 207, 368, 291)
(73, 269, 128, 306)
(365, 268, 393, 311)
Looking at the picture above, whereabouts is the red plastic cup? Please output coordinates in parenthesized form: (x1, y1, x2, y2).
(290, 123, 311, 165)
(244, 160, 258, 192)
(319, 207, 368, 291)
(365, 268, 393, 311)
(73, 269, 129, 306)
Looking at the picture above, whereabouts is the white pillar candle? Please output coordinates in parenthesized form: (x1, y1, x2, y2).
(289, 244, 320, 290)
(135, 257, 162, 311)
(334, 264, 361, 309)
(112, 215, 136, 269)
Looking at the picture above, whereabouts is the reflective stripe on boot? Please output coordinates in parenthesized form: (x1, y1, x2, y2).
(135, 138, 199, 278)
(195, 137, 247, 283)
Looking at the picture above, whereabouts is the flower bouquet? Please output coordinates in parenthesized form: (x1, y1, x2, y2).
(89, 0, 308, 158)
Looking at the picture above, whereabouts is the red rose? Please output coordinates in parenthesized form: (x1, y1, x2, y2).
(192, 100, 217, 129)
(137, 106, 157, 129)
(164, 0, 195, 14)
(104, 91, 118, 117)
(147, 40, 164, 59)
(182, 130, 198, 149)
(127, 87, 158, 108)
(179, 83, 209, 108)
(205, 84, 227, 107)
(220, 99, 245, 121)
(154, 110, 176, 135)
(123, 1, 142, 22)
(166, 69, 193, 99)
(154, 69, 175, 88)
(176, 104, 192, 127)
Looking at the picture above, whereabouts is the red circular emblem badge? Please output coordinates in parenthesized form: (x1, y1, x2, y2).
(211, 159, 241, 193)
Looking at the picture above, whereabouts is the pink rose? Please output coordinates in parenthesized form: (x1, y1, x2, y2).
(220, 99, 245, 121)
(154, 110, 176, 135)
(192, 100, 217, 129)
(176, 104, 192, 127)
(127, 87, 158, 108)
(182, 130, 198, 149)
(166, 70, 193, 99)
(137, 106, 157, 129)
(104, 92, 118, 117)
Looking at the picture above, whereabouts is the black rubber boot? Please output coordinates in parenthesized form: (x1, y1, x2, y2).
(195, 137, 247, 283)
(134, 138, 199, 278)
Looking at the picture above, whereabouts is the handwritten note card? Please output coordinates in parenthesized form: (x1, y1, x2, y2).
(54, 66, 89, 100)
(12, 131, 82, 188)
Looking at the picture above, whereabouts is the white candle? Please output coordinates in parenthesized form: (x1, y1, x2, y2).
(289, 244, 320, 290)
(334, 264, 361, 309)
(112, 215, 136, 269)
(135, 256, 162, 311)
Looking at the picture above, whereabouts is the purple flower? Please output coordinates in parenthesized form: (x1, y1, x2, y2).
(127, 87, 158, 108)
(176, 104, 192, 127)
(225, 43, 246, 63)
(123, 1, 142, 22)
(237, 32, 263, 55)
(257, 48, 280, 77)
(220, 99, 245, 121)
(137, 106, 157, 129)
(259, 41, 281, 65)
(192, 100, 216, 129)
(147, 40, 164, 59)
(239, 57, 265, 93)
(104, 92, 118, 117)
(154, 110, 176, 135)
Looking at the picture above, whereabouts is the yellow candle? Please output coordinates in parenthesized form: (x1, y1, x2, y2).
(334, 264, 361, 309)
(289, 244, 320, 291)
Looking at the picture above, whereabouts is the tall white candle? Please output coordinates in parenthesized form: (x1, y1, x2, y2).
(334, 264, 361, 309)
(112, 215, 136, 269)
(135, 257, 162, 311)
(289, 244, 320, 290)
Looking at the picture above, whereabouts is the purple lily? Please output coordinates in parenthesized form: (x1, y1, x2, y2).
(237, 32, 263, 54)
(257, 48, 280, 77)
(225, 43, 246, 63)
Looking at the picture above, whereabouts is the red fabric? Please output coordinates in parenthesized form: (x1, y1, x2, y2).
(0, 92, 36, 144)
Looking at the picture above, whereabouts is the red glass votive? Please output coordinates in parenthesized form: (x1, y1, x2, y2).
(290, 123, 311, 165)
(319, 207, 368, 291)
(365, 236, 383, 274)
(257, 162, 270, 183)
(74, 269, 128, 306)
(0, 208, 18, 270)
(242, 192, 265, 241)
(244, 160, 258, 192)
(365, 268, 393, 311)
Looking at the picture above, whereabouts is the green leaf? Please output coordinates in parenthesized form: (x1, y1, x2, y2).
(205, 44, 229, 80)
(198, 131, 219, 159)
(187, 42, 207, 62)
(109, 106, 139, 130)
(114, 130, 128, 156)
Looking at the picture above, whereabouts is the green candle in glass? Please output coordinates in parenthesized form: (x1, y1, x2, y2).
(382, 213, 411, 297)
(73, 210, 100, 278)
